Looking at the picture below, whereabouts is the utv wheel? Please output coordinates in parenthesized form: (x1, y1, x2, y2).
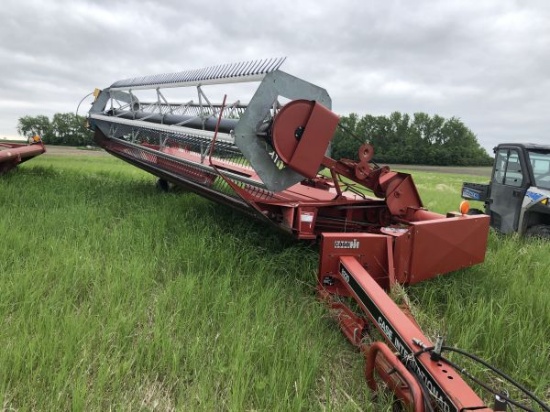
(525, 224, 550, 239)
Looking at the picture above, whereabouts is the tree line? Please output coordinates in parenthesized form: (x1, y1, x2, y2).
(332, 112, 493, 166)
(17, 111, 493, 166)
(17, 113, 94, 146)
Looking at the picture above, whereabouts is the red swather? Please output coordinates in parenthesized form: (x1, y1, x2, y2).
(87, 59, 527, 410)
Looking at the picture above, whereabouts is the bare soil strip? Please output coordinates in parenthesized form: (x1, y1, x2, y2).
(44, 146, 492, 177)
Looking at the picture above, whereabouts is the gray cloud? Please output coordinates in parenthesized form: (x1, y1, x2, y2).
(1, 0, 549, 153)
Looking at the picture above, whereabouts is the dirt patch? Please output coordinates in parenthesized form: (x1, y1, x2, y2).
(43, 146, 492, 177)
(43, 145, 108, 157)
(383, 164, 492, 177)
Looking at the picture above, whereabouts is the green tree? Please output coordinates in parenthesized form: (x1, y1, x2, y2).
(51, 113, 92, 146)
(332, 112, 492, 166)
(331, 112, 359, 160)
(17, 113, 93, 146)
(17, 115, 53, 141)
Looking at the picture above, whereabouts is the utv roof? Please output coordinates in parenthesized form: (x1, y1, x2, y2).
(494, 143, 550, 151)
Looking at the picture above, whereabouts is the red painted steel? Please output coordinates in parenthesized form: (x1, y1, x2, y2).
(91, 90, 496, 410)
(318, 236, 492, 411)
(0, 141, 46, 175)
(272, 100, 339, 178)
(365, 341, 425, 412)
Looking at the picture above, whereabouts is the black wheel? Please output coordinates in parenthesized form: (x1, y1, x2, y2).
(525, 224, 550, 239)
(156, 178, 170, 192)
(467, 208, 485, 215)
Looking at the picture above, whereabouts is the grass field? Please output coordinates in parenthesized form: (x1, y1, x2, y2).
(1, 153, 549, 411)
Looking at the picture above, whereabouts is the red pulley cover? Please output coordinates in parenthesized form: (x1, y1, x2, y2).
(271, 99, 339, 178)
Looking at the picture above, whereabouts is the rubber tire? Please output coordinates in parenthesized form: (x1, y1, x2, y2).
(525, 224, 550, 239)
(156, 178, 170, 192)
(467, 208, 485, 215)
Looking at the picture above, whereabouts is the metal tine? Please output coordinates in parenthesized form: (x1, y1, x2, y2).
(205, 65, 216, 80)
(174, 71, 184, 83)
(225, 62, 237, 77)
(211, 64, 223, 79)
(207, 65, 220, 80)
(193, 68, 203, 82)
(198, 67, 207, 81)
(247, 59, 261, 75)
(218, 63, 229, 78)
(111, 57, 286, 88)
(236, 61, 252, 77)
(202, 66, 213, 81)
(185, 69, 195, 82)
(194, 68, 205, 82)
(236, 60, 251, 77)
(266, 57, 280, 73)
(204, 66, 215, 80)
(262, 57, 274, 73)
(263, 58, 276, 73)
(166, 73, 176, 84)
(210, 64, 223, 80)
(230, 61, 246, 77)
(177, 70, 187, 83)
(167, 72, 178, 84)
(272, 57, 284, 71)
(266, 57, 279, 73)
(201, 66, 212, 81)
(193, 67, 203, 81)
(242, 60, 258, 76)
(247, 59, 263, 76)
(225, 63, 241, 78)
(254, 58, 269, 74)
(273, 57, 286, 71)
(258, 58, 272, 74)
(228, 61, 245, 77)
(222, 62, 235, 78)
(200, 66, 212, 81)
(219, 63, 232, 78)
(216, 63, 228, 78)
(262, 58, 275, 73)
(142, 75, 153, 86)
(184, 69, 196, 82)
(216, 63, 227, 79)
(256, 58, 270, 74)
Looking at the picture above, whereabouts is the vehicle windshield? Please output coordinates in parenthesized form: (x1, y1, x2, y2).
(528, 150, 550, 190)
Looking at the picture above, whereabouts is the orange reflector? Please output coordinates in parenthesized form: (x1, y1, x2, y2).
(459, 200, 470, 215)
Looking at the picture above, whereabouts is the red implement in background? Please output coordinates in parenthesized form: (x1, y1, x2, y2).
(87, 59, 546, 411)
(0, 138, 46, 175)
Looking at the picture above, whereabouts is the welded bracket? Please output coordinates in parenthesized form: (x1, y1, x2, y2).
(234, 70, 332, 192)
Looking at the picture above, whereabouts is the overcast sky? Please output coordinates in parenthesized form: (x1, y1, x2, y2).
(2, 0, 549, 153)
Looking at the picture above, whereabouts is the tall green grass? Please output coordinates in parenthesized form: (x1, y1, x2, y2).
(0, 156, 385, 411)
(397, 168, 550, 406)
(0, 156, 548, 410)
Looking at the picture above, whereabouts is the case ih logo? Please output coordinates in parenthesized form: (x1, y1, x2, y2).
(334, 239, 360, 249)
